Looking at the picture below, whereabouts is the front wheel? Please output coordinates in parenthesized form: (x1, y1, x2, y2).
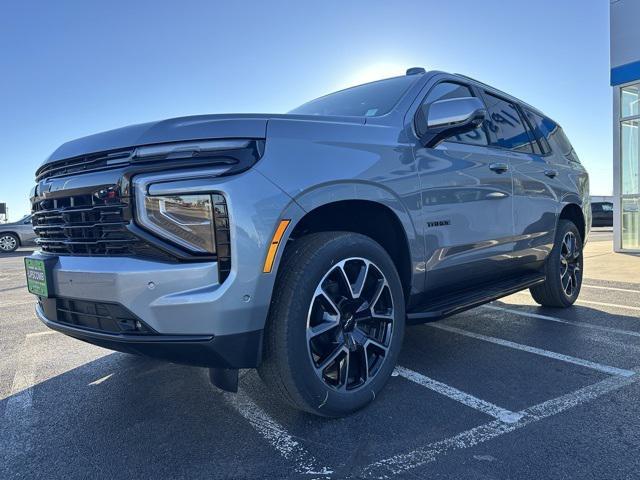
(530, 219, 583, 307)
(0, 233, 19, 253)
(259, 232, 405, 417)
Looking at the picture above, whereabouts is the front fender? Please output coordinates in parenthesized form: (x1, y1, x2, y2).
(265, 180, 425, 295)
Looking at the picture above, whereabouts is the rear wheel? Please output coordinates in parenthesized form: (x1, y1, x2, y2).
(259, 232, 405, 417)
(530, 219, 583, 307)
(0, 233, 19, 253)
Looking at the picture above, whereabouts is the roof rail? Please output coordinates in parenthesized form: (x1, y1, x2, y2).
(454, 73, 494, 90)
(406, 67, 426, 76)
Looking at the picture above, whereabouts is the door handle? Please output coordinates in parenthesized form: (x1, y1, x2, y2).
(489, 162, 509, 174)
(544, 169, 558, 178)
(485, 191, 508, 200)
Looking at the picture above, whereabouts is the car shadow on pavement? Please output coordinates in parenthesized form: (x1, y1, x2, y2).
(0, 353, 301, 480)
(0, 338, 494, 480)
(3, 300, 640, 480)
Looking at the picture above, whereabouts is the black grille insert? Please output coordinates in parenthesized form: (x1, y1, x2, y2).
(32, 192, 140, 256)
(48, 298, 154, 334)
(35, 149, 134, 182)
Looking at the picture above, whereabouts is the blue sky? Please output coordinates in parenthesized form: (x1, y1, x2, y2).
(0, 0, 611, 220)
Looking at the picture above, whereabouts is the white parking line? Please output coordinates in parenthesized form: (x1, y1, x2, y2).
(4, 339, 36, 404)
(394, 366, 522, 423)
(483, 305, 640, 338)
(89, 373, 114, 386)
(583, 283, 640, 294)
(508, 291, 640, 312)
(578, 300, 640, 312)
(427, 324, 635, 377)
(25, 330, 57, 338)
(223, 389, 333, 477)
(360, 370, 637, 479)
(2, 335, 38, 458)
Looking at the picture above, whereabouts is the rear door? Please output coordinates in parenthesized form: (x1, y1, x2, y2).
(480, 94, 559, 270)
(18, 215, 36, 244)
(413, 80, 515, 292)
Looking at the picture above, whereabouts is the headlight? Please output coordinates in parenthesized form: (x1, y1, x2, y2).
(131, 139, 265, 175)
(134, 139, 252, 161)
(139, 194, 216, 253)
(131, 137, 254, 260)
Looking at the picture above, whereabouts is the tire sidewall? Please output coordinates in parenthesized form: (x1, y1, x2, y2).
(550, 220, 583, 305)
(282, 234, 405, 416)
(0, 234, 19, 253)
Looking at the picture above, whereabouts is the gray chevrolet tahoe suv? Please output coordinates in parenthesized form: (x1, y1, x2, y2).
(25, 68, 589, 417)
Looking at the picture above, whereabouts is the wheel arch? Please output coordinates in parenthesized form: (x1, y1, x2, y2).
(559, 203, 586, 242)
(283, 197, 421, 298)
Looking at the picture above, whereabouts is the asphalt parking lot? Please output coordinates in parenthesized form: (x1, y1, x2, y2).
(2, 230, 640, 479)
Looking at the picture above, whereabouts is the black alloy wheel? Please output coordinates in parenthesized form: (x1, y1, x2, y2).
(530, 219, 583, 307)
(559, 231, 581, 297)
(306, 257, 394, 392)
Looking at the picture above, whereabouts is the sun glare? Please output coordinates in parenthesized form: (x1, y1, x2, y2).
(339, 62, 409, 89)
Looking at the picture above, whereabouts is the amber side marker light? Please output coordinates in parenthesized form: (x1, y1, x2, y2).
(263, 219, 291, 273)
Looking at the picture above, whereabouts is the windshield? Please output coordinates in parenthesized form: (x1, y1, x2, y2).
(289, 75, 419, 117)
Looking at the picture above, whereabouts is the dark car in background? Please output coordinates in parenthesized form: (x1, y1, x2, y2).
(591, 202, 613, 227)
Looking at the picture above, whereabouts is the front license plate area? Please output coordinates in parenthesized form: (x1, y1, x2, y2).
(25, 257, 57, 297)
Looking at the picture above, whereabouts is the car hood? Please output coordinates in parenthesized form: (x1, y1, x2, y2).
(3, 219, 28, 227)
(45, 113, 365, 164)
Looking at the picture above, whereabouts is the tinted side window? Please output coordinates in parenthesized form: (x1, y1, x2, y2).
(484, 93, 533, 153)
(426, 82, 473, 103)
(549, 126, 580, 164)
(523, 109, 552, 155)
(602, 203, 613, 212)
(421, 82, 488, 146)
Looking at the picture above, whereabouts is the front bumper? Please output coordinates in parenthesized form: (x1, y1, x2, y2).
(35, 302, 262, 368)
(33, 253, 245, 335)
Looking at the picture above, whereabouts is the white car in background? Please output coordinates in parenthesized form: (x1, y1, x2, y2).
(0, 215, 36, 253)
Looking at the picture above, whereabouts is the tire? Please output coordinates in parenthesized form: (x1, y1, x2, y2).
(259, 231, 405, 417)
(530, 219, 583, 308)
(0, 233, 19, 253)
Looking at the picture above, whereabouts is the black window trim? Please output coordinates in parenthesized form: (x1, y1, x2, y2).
(553, 124, 582, 165)
(520, 106, 554, 158)
(413, 79, 491, 148)
(477, 89, 539, 155)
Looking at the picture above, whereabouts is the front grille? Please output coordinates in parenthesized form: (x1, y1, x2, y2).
(35, 149, 133, 182)
(32, 192, 141, 256)
(41, 297, 154, 334)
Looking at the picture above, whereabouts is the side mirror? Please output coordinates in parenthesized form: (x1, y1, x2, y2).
(418, 97, 487, 148)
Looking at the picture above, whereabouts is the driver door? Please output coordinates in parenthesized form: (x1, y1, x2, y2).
(413, 80, 515, 293)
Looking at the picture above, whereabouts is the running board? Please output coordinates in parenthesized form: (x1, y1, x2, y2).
(407, 273, 545, 323)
